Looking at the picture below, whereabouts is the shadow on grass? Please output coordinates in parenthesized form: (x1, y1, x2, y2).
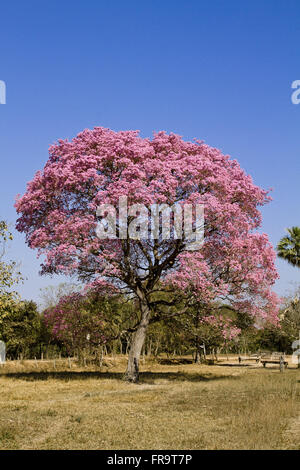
(157, 358, 194, 365)
(0, 370, 241, 384)
(216, 363, 256, 368)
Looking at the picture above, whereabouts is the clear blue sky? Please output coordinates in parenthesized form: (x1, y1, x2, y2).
(0, 0, 299, 302)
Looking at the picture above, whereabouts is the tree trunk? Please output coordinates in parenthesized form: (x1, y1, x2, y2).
(147, 338, 152, 356)
(99, 346, 103, 368)
(195, 348, 201, 363)
(195, 338, 202, 364)
(125, 296, 150, 383)
(154, 339, 160, 357)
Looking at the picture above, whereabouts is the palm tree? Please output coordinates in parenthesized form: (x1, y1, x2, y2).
(277, 226, 300, 267)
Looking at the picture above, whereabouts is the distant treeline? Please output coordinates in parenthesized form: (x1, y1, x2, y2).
(1, 288, 299, 362)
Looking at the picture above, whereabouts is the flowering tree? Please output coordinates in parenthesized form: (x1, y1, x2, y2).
(198, 314, 241, 354)
(15, 127, 279, 381)
(44, 291, 109, 357)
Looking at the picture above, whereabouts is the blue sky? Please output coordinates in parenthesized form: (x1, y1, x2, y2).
(0, 0, 299, 303)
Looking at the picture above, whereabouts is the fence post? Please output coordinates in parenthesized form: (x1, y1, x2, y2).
(280, 355, 284, 373)
(99, 346, 103, 368)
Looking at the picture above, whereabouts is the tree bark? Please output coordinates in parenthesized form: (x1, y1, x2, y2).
(147, 338, 152, 356)
(195, 348, 201, 364)
(125, 296, 150, 383)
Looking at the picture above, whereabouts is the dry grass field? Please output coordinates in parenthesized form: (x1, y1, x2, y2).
(0, 355, 299, 450)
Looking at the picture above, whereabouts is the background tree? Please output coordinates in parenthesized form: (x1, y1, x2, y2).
(172, 303, 242, 362)
(277, 226, 300, 267)
(15, 128, 279, 381)
(44, 289, 134, 361)
(0, 221, 23, 351)
(0, 221, 23, 315)
(277, 287, 300, 352)
(39, 282, 82, 311)
(0, 300, 41, 359)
